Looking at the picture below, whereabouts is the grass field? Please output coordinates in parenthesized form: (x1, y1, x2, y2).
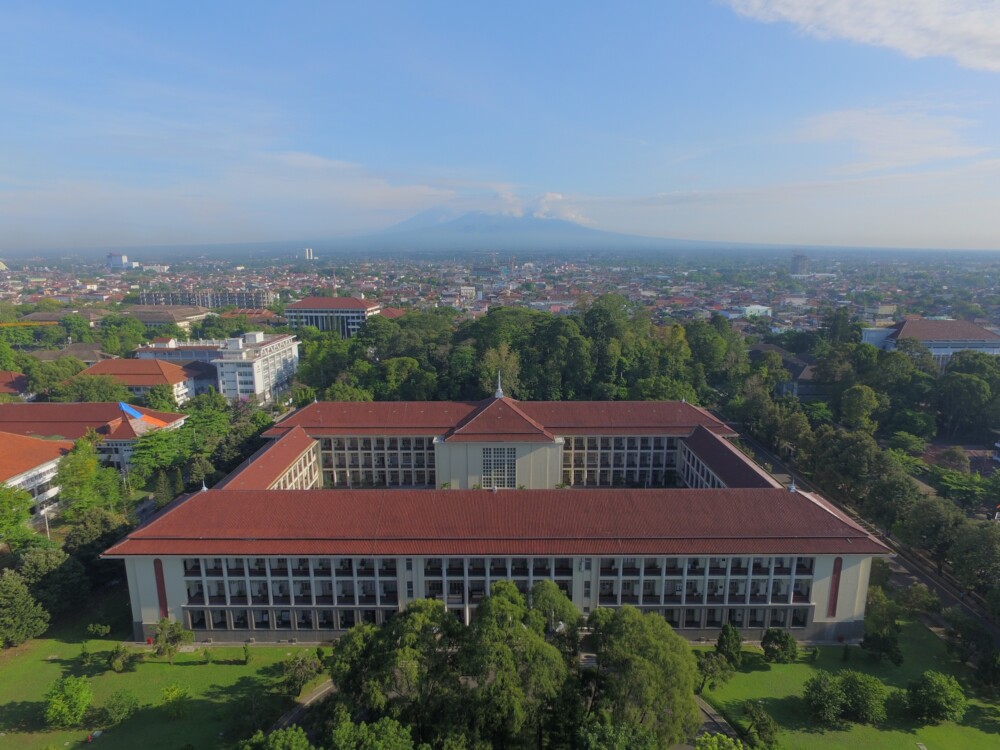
(703, 620, 1000, 749)
(0, 585, 326, 750)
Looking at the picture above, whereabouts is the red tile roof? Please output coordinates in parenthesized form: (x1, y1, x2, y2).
(0, 431, 75, 482)
(104, 487, 889, 558)
(287, 297, 380, 311)
(266, 398, 731, 438)
(379, 307, 407, 319)
(266, 401, 479, 437)
(443, 397, 554, 443)
(215, 427, 317, 490)
(0, 370, 28, 395)
(0, 402, 185, 440)
(82, 359, 190, 386)
(889, 318, 1000, 342)
(683, 426, 782, 489)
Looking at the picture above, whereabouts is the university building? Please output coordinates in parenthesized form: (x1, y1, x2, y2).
(136, 332, 299, 405)
(105, 393, 888, 644)
(284, 297, 381, 338)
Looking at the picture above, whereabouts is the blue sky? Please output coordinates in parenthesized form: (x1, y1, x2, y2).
(2, 0, 1000, 251)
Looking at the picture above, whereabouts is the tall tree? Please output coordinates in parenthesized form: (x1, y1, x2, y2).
(479, 343, 521, 399)
(51, 373, 132, 403)
(466, 582, 567, 749)
(0, 485, 33, 552)
(0, 569, 49, 648)
(144, 383, 179, 411)
(840, 384, 880, 433)
(588, 606, 701, 748)
(16, 545, 89, 618)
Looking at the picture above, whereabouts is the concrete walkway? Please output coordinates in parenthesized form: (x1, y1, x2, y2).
(271, 678, 335, 732)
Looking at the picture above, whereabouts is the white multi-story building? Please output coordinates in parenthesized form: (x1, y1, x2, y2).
(105, 395, 889, 644)
(285, 297, 381, 338)
(136, 333, 298, 405)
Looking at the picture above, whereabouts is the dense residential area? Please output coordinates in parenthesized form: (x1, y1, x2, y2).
(0, 250, 998, 749)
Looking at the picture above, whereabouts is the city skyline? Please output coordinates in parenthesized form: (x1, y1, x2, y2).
(2, 1, 1000, 251)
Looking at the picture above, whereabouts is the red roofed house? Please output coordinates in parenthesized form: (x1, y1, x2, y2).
(105, 391, 888, 644)
(0, 431, 75, 511)
(80, 359, 193, 405)
(284, 296, 381, 338)
(0, 402, 186, 469)
(0, 370, 31, 399)
(863, 316, 1000, 372)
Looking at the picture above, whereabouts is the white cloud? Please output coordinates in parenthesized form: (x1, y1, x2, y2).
(725, 0, 1000, 71)
(528, 192, 592, 223)
(576, 157, 1000, 249)
(795, 104, 989, 172)
(0, 152, 457, 249)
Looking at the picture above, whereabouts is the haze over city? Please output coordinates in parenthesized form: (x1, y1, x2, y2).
(3, 0, 1000, 252)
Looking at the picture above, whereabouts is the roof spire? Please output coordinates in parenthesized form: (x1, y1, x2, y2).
(495, 370, 504, 399)
(201, 480, 208, 492)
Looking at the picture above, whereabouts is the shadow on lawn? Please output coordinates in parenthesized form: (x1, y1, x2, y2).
(736, 652, 772, 674)
(963, 702, 1000, 735)
(202, 675, 291, 736)
(0, 700, 44, 733)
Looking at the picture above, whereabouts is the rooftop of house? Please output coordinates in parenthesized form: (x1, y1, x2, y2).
(0, 431, 75, 482)
(0, 402, 185, 441)
(889, 317, 1000, 343)
(82, 359, 190, 386)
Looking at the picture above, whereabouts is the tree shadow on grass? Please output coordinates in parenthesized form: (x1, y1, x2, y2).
(0, 700, 45, 733)
(962, 702, 1000, 735)
(755, 695, 831, 733)
(736, 652, 772, 674)
(202, 675, 290, 737)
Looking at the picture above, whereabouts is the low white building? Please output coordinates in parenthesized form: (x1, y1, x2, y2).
(0, 431, 75, 511)
(863, 317, 1000, 372)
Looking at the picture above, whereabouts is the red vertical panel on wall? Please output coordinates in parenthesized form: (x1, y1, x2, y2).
(827, 557, 843, 618)
(153, 559, 168, 619)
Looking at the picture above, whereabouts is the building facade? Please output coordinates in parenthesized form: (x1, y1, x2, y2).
(106, 488, 885, 644)
(138, 289, 277, 308)
(106, 395, 887, 645)
(268, 396, 775, 491)
(285, 297, 381, 338)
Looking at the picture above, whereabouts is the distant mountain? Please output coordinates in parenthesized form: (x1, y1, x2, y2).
(348, 211, 738, 254)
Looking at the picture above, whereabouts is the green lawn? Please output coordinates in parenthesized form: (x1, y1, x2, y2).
(703, 621, 1000, 749)
(0, 586, 326, 750)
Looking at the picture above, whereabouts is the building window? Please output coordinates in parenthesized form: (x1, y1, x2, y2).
(482, 447, 517, 489)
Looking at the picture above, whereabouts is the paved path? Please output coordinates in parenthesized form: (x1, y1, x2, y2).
(271, 678, 335, 732)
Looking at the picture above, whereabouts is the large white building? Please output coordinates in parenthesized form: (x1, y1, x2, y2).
(136, 332, 299, 404)
(285, 297, 381, 338)
(863, 317, 1000, 372)
(106, 395, 888, 644)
